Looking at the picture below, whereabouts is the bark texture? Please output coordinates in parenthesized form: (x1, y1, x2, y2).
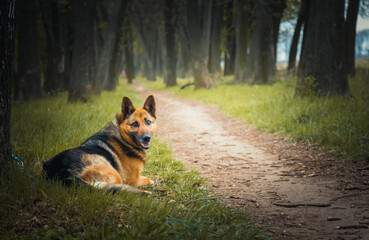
(186, 0, 213, 89)
(93, 0, 126, 94)
(0, 0, 16, 176)
(287, 2, 304, 76)
(272, 0, 287, 64)
(16, 0, 42, 100)
(132, 1, 162, 81)
(68, 0, 97, 102)
(40, 0, 67, 94)
(345, 0, 360, 77)
(208, 2, 223, 74)
(177, 23, 191, 78)
(224, 0, 236, 76)
(295, 0, 350, 96)
(235, 0, 251, 82)
(244, 0, 275, 84)
(124, 16, 135, 84)
(164, 0, 178, 86)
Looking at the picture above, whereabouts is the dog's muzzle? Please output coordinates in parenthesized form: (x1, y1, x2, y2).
(139, 134, 152, 150)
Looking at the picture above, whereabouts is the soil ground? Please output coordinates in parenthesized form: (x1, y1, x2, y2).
(135, 84, 369, 239)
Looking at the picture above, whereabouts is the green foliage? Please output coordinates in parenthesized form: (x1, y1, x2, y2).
(2, 82, 267, 239)
(145, 72, 369, 162)
(296, 75, 319, 96)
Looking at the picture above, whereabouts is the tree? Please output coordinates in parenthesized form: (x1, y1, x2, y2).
(131, 1, 163, 81)
(272, 0, 287, 64)
(176, 9, 192, 78)
(345, 0, 360, 77)
(16, 0, 42, 100)
(208, 1, 223, 74)
(164, 0, 178, 86)
(186, 0, 213, 89)
(243, 0, 275, 84)
(39, 0, 67, 94)
(154, 28, 166, 79)
(235, 0, 251, 82)
(106, 2, 130, 90)
(287, 1, 304, 76)
(68, 0, 97, 102)
(124, 12, 135, 84)
(0, 0, 16, 176)
(93, 0, 126, 94)
(224, 0, 236, 76)
(295, 0, 350, 96)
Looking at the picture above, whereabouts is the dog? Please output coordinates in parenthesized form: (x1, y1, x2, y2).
(43, 95, 157, 194)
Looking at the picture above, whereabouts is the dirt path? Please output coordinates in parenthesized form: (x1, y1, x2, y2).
(135, 85, 369, 239)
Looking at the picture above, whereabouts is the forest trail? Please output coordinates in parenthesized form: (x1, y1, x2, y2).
(134, 84, 369, 239)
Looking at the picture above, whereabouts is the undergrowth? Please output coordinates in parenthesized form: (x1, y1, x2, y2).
(1, 81, 267, 239)
(145, 67, 369, 162)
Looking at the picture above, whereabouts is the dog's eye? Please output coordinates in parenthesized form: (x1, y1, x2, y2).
(131, 122, 139, 128)
(145, 119, 151, 125)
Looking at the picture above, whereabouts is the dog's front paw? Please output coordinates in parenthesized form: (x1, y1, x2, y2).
(138, 176, 154, 186)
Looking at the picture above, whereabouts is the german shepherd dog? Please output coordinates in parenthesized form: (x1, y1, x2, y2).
(43, 95, 157, 194)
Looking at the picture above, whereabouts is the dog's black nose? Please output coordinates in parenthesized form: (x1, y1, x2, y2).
(142, 134, 151, 143)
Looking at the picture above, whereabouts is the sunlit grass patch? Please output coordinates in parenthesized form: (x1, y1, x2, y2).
(3, 80, 267, 239)
(144, 72, 369, 162)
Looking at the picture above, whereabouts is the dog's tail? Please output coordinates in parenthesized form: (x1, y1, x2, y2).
(57, 177, 150, 195)
(92, 182, 150, 195)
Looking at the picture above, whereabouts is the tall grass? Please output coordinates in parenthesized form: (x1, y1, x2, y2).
(145, 68, 369, 162)
(1, 80, 267, 239)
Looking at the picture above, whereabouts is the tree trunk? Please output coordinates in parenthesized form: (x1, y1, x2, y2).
(16, 0, 42, 100)
(224, 0, 236, 76)
(155, 30, 165, 78)
(68, 0, 96, 102)
(0, 0, 16, 176)
(208, 2, 223, 74)
(132, 21, 155, 81)
(106, 2, 129, 90)
(63, 23, 73, 93)
(131, 1, 160, 81)
(106, 41, 123, 90)
(93, 0, 125, 94)
(39, 0, 67, 94)
(164, 0, 178, 86)
(235, 0, 250, 82)
(244, 0, 275, 84)
(177, 24, 191, 78)
(295, 0, 350, 96)
(187, 0, 213, 89)
(345, 0, 360, 77)
(272, 0, 287, 64)
(287, 2, 304, 76)
(124, 17, 135, 84)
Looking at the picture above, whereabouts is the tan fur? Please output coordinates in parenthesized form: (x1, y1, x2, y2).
(79, 156, 123, 185)
(74, 96, 157, 193)
(108, 141, 153, 187)
(113, 103, 157, 188)
(120, 156, 145, 187)
(118, 109, 158, 150)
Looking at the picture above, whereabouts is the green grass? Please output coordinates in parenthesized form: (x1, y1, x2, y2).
(145, 69, 369, 162)
(1, 80, 267, 239)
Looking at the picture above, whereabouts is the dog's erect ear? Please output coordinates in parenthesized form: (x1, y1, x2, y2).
(143, 95, 156, 118)
(121, 97, 136, 119)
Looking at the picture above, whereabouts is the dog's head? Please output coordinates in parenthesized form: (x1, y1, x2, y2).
(116, 95, 157, 150)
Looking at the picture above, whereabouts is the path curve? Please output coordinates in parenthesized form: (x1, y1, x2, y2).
(135, 85, 369, 239)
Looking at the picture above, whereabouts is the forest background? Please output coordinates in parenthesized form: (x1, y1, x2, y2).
(1, 0, 369, 238)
